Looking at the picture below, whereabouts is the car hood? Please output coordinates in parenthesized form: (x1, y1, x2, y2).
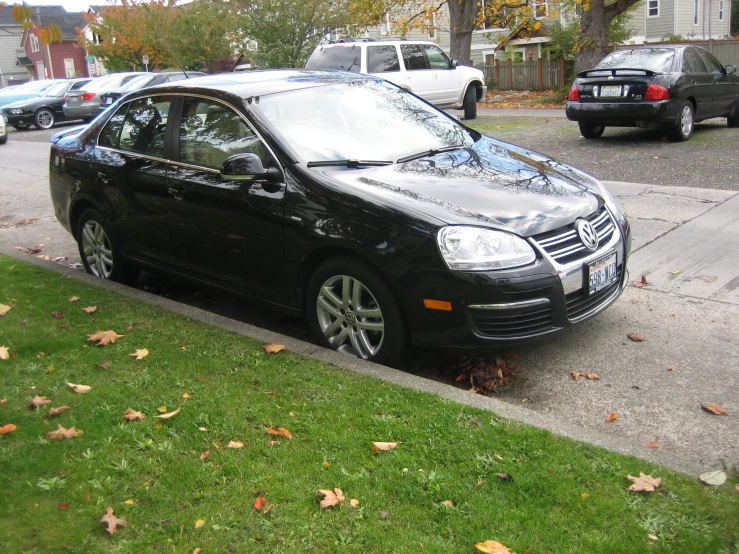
(2, 96, 60, 109)
(324, 136, 602, 237)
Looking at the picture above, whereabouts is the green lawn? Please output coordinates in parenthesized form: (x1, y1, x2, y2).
(0, 255, 737, 553)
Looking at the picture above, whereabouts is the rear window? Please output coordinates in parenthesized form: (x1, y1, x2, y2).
(367, 45, 400, 73)
(595, 49, 676, 73)
(306, 45, 361, 73)
(80, 75, 117, 92)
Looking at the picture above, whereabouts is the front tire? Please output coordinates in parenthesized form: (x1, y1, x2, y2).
(670, 101, 694, 141)
(727, 100, 739, 128)
(578, 121, 605, 139)
(34, 108, 55, 130)
(76, 209, 137, 283)
(0, 134, 6, 145)
(463, 85, 477, 120)
(306, 257, 407, 365)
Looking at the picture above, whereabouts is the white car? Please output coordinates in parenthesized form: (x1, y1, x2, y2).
(306, 39, 486, 119)
(0, 113, 7, 144)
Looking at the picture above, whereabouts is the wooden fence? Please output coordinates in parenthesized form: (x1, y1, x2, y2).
(480, 59, 573, 91)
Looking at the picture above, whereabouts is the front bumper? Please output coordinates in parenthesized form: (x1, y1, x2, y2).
(566, 99, 680, 126)
(3, 111, 34, 126)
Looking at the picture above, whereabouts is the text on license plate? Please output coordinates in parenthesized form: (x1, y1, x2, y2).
(587, 252, 618, 295)
(106, 97, 113, 104)
(600, 86, 622, 98)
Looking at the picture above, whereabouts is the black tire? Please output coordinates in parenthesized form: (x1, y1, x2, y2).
(727, 100, 739, 128)
(670, 101, 694, 141)
(34, 108, 55, 130)
(0, 134, 6, 145)
(306, 257, 407, 365)
(76, 209, 138, 284)
(13, 124, 29, 131)
(578, 121, 605, 139)
(463, 85, 477, 120)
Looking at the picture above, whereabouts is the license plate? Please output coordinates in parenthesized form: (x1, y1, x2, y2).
(106, 97, 113, 104)
(600, 86, 622, 98)
(586, 252, 618, 295)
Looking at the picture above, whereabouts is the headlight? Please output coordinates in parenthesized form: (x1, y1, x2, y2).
(7, 108, 23, 115)
(437, 226, 536, 271)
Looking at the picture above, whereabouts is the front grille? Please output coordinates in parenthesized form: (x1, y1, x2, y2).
(532, 208, 615, 265)
(565, 266, 622, 320)
(469, 302, 553, 338)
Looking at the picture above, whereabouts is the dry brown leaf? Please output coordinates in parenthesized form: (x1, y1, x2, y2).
(0, 423, 17, 434)
(0, 346, 9, 360)
(643, 438, 660, 449)
(100, 506, 127, 535)
(58, 323, 69, 329)
(265, 427, 292, 439)
(123, 408, 145, 421)
(87, 330, 124, 346)
(627, 333, 646, 342)
(317, 488, 345, 508)
(371, 441, 398, 452)
(82, 306, 98, 314)
(96, 362, 110, 370)
(632, 275, 649, 288)
(51, 311, 65, 319)
(627, 472, 662, 492)
(475, 540, 513, 553)
(129, 348, 149, 360)
(572, 371, 600, 382)
(68, 296, 80, 303)
(155, 407, 181, 419)
(66, 382, 92, 394)
(606, 412, 618, 423)
(254, 497, 267, 510)
(47, 406, 69, 417)
(199, 450, 210, 461)
(701, 403, 727, 416)
(441, 500, 453, 507)
(667, 365, 677, 371)
(495, 473, 514, 482)
(227, 440, 245, 449)
(46, 424, 83, 440)
(123, 499, 134, 505)
(29, 396, 52, 410)
(0, 303, 13, 317)
(262, 343, 286, 354)
(192, 549, 202, 554)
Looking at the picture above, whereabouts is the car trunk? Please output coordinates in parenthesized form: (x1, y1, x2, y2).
(575, 69, 659, 102)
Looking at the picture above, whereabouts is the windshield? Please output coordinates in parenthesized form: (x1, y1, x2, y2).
(595, 49, 676, 72)
(2, 80, 57, 95)
(120, 75, 155, 91)
(43, 81, 72, 97)
(306, 45, 362, 73)
(250, 80, 474, 163)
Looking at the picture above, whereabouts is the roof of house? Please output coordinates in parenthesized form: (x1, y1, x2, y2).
(0, 6, 22, 26)
(31, 6, 87, 40)
(494, 22, 553, 52)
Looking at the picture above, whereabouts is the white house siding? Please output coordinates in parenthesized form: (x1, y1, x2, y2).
(0, 12, 31, 87)
(676, 0, 731, 38)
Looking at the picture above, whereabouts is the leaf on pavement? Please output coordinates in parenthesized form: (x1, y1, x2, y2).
(154, 407, 181, 419)
(606, 412, 618, 423)
(0, 423, 17, 434)
(262, 343, 286, 354)
(571, 371, 600, 382)
(47, 406, 69, 417)
(699, 470, 727, 486)
(317, 488, 345, 508)
(701, 403, 727, 415)
(265, 427, 292, 439)
(46, 424, 83, 440)
(100, 506, 127, 535)
(129, 348, 149, 360)
(667, 365, 677, 371)
(66, 382, 92, 394)
(82, 306, 98, 314)
(627, 333, 646, 342)
(29, 396, 52, 409)
(227, 440, 245, 449)
(627, 472, 662, 492)
(0, 303, 13, 317)
(0, 346, 9, 360)
(87, 330, 124, 346)
(632, 275, 649, 288)
(371, 441, 398, 452)
(474, 540, 513, 553)
(643, 438, 659, 449)
(122, 408, 145, 421)
(68, 296, 80, 303)
(254, 497, 267, 510)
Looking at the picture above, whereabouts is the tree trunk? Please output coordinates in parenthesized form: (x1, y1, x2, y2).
(447, 0, 477, 66)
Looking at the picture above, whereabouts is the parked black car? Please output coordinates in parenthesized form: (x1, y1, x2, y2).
(98, 71, 207, 112)
(49, 70, 631, 363)
(566, 45, 739, 141)
(1, 78, 92, 130)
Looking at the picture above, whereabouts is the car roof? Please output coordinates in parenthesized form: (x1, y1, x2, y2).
(318, 39, 438, 47)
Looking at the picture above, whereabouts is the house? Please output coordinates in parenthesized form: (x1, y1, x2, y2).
(0, 6, 30, 87)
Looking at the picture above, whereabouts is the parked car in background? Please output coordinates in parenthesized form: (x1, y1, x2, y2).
(63, 72, 143, 122)
(305, 39, 486, 119)
(0, 80, 65, 108)
(0, 79, 91, 130)
(0, 113, 7, 144)
(566, 45, 739, 141)
(98, 71, 207, 112)
(49, 70, 630, 364)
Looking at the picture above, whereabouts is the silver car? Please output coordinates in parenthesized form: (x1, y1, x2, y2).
(0, 113, 7, 144)
(63, 72, 143, 122)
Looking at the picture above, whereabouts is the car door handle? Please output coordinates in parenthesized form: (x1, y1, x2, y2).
(167, 186, 185, 200)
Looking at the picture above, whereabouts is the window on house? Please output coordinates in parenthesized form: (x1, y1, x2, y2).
(718, 0, 724, 20)
(534, 0, 548, 19)
(477, 0, 506, 30)
(30, 34, 40, 52)
(648, 0, 659, 17)
(693, 0, 699, 24)
(64, 59, 75, 78)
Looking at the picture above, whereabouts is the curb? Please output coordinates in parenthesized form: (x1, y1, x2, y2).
(1, 246, 705, 477)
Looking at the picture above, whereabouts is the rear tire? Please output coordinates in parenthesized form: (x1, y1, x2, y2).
(76, 209, 138, 284)
(670, 101, 694, 141)
(34, 108, 55, 130)
(0, 135, 6, 145)
(728, 100, 739, 128)
(463, 86, 477, 120)
(578, 121, 605, 139)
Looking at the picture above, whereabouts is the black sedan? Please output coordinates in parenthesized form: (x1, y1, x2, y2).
(566, 46, 739, 141)
(1, 78, 91, 130)
(98, 71, 207, 112)
(49, 70, 631, 364)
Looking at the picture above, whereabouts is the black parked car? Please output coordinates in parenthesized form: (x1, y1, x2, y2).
(50, 70, 631, 364)
(566, 46, 739, 141)
(98, 71, 207, 112)
(1, 78, 92, 130)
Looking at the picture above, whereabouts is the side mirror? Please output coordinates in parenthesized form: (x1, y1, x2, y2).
(221, 153, 280, 182)
(450, 59, 459, 69)
(726, 65, 736, 75)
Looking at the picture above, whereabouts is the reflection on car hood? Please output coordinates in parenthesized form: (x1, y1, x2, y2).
(325, 136, 602, 237)
(2, 96, 59, 109)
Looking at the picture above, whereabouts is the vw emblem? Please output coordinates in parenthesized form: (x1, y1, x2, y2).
(577, 220, 599, 250)
(345, 312, 357, 325)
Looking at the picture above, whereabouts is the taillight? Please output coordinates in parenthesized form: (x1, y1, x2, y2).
(568, 85, 580, 101)
(644, 84, 669, 101)
(63, 95, 69, 102)
(80, 92, 95, 101)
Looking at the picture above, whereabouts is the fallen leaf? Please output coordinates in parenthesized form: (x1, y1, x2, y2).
(58, 323, 68, 329)
(322, 461, 330, 468)
(87, 330, 124, 346)
(66, 382, 92, 394)
(265, 427, 292, 439)
(47, 365, 55, 373)
(200, 450, 210, 461)
(667, 365, 677, 371)
(157, 406, 168, 413)
(349, 499, 359, 507)
(58, 502, 69, 510)
(632, 275, 649, 288)
(96, 362, 110, 370)
(699, 470, 727, 486)
(475, 540, 513, 553)
(379, 511, 388, 519)
(263, 504, 273, 514)
(627, 333, 646, 342)
(182, 393, 190, 398)
(0, 303, 14, 317)
(192, 549, 202, 554)
(262, 343, 286, 354)
(195, 519, 205, 528)
(1, 399, 5, 407)
(123, 499, 134, 505)
(129, 348, 149, 360)
(155, 407, 181, 419)
(254, 497, 267, 510)
(701, 403, 727, 416)
(0, 424, 17, 434)
(68, 296, 80, 303)
(47, 406, 69, 417)
(371, 441, 398, 452)
(606, 412, 618, 423)
(571, 371, 600, 382)
(670, 270, 681, 275)
(52, 311, 65, 319)
(627, 472, 662, 492)
(29, 396, 52, 410)
(495, 473, 514, 482)
(581, 493, 590, 500)
(46, 424, 83, 440)
(122, 408, 145, 421)
(643, 438, 659, 449)
(700, 275, 717, 283)
(82, 306, 98, 314)
(317, 488, 345, 508)
(0, 346, 9, 360)
(227, 441, 245, 449)
(441, 500, 453, 507)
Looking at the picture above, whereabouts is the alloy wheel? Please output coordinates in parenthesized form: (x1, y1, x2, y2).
(680, 105, 693, 137)
(81, 220, 114, 278)
(36, 109, 54, 129)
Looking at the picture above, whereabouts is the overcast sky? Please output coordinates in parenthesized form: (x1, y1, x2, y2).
(23, 0, 112, 13)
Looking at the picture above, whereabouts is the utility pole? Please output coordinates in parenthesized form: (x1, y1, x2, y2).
(36, 8, 48, 79)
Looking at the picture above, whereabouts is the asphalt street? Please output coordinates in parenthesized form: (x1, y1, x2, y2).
(1, 119, 737, 475)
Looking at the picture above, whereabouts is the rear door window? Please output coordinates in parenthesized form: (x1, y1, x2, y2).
(401, 44, 428, 71)
(682, 48, 707, 73)
(367, 45, 400, 73)
(305, 45, 361, 73)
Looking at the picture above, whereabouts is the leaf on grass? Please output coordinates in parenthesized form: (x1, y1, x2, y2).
(52, 311, 65, 319)
(195, 519, 205, 528)
(68, 296, 81, 303)
(227, 441, 245, 449)
(606, 412, 618, 423)
(47, 406, 69, 417)
(349, 499, 359, 507)
(129, 348, 149, 360)
(82, 306, 98, 314)
(87, 330, 124, 346)
(495, 473, 514, 482)
(199, 450, 210, 461)
(0, 346, 9, 360)
(157, 406, 168, 413)
(627, 472, 662, 492)
(627, 333, 646, 342)
(643, 438, 659, 449)
(371, 441, 398, 452)
(122, 408, 145, 421)
(96, 362, 110, 370)
(475, 540, 513, 553)
(317, 488, 345, 508)
(58, 323, 69, 329)
(66, 382, 92, 394)
(58, 503, 69, 510)
(262, 343, 286, 354)
(0, 424, 17, 434)
(254, 497, 267, 510)
(265, 427, 292, 439)
(29, 396, 52, 409)
(441, 500, 453, 507)
(46, 424, 83, 440)
(699, 470, 727, 486)
(701, 403, 727, 416)
(154, 407, 181, 419)
(123, 499, 134, 505)
(0, 303, 13, 317)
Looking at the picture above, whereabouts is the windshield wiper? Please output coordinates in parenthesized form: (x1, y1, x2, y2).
(307, 159, 392, 168)
(396, 145, 465, 164)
